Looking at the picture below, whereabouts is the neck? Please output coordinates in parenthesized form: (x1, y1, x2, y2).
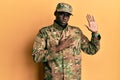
(54, 20, 67, 29)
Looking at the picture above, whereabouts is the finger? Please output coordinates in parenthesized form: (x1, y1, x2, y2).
(66, 41, 74, 47)
(60, 35, 72, 44)
(60, 34, 65, 42)
(86, 14, 90, 22)
(65, 35, 72, 41)
(60, 35, 63, 40)
(66, 38, 73, 43)
(86, 14, 92, 22)
(62, 40, 73, 48)
(84, 24, 91, 31)
(89, 15, 94, 21)
(65, 37, 74, 44)
(92, 16, 95, 21)
(84, 24, 90, 29)
(88, 14, 94, 22)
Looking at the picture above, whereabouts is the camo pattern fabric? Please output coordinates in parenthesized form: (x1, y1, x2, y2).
(32, 22, 101, 80)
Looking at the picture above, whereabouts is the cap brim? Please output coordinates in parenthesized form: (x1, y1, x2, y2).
(56, 10, 73, 15)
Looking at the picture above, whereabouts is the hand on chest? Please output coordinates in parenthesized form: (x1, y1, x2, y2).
(47, 28, 80, 48)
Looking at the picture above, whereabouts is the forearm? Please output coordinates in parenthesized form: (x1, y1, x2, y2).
(34, 41, 73, 62)
(32, 48, 58, 63)
(81, 32, 101, 55)
(91, 32, 101, 49)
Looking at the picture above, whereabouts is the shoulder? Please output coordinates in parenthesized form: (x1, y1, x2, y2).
(37, 25, 52, 37)
(68, 25, 82, 34)
(39, 25, 52, 33)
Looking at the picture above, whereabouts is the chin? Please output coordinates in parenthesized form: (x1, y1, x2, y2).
(61, 24, 66, 26)
(62, 22, 67, 25)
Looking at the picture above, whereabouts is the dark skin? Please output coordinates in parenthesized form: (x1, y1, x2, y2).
(54, 11, 71, 28)
(51, 11, 73, 53)
(51, 12, 99, 53)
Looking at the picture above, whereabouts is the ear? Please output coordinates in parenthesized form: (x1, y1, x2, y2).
(54, 11, 57, 16)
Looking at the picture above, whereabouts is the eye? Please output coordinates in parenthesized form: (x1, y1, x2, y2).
(58, 12, 64, 15)
(58, 12, 70, 17)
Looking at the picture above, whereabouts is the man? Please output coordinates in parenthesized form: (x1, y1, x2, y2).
(32, 2, 101, 80)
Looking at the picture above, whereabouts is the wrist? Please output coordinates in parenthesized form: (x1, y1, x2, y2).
(92, 32, 101, 40)
(92, 31, 98, 34)
(50, 45, 60, 53)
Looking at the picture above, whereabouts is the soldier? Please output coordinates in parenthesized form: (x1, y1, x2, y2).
(32, 2, 101, 80)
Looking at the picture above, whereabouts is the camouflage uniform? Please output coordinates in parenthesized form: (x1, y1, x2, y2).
(32, 22, 101, 80)
(32, 2, 101, 80)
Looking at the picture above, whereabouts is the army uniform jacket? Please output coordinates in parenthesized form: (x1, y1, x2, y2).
(32, 22, 101, 80)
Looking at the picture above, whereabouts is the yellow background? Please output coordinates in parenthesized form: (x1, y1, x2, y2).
(0, 0, 120, 80)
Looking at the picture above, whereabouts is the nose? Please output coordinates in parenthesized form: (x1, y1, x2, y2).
(63, 14, 70, 20)
(63, 15, 68, 19)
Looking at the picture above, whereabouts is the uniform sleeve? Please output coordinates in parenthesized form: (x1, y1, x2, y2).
(32, 28, 57, 63)
(81, 31, 101, 55)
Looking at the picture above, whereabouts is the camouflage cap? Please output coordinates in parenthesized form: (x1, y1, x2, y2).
(56, 3, 73, 15)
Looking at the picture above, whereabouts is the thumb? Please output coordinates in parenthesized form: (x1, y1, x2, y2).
(84, 24, 89, 29)
(84, 24, 91, 31)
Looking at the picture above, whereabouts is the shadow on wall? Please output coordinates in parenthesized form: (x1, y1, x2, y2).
(24, 14, 53, 80)
(25, 34, 44, 80)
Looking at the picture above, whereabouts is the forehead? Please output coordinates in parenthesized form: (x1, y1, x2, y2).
(57, 12, 71, 15)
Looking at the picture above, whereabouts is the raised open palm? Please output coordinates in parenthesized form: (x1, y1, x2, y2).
(85, 14, 98, 33)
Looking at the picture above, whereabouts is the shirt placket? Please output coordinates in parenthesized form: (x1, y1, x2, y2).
(61, 29, 69, 80)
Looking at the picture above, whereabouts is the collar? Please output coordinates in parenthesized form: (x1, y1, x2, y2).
(52, 21, 68, 31)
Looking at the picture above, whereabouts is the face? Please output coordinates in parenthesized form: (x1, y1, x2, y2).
(55, 12, 71, 26)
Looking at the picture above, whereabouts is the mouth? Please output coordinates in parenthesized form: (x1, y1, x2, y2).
(62, 20, 67, 23)
(61, 22, 67, 25)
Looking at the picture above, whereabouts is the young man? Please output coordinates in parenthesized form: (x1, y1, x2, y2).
(32, 2, 101, 80)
